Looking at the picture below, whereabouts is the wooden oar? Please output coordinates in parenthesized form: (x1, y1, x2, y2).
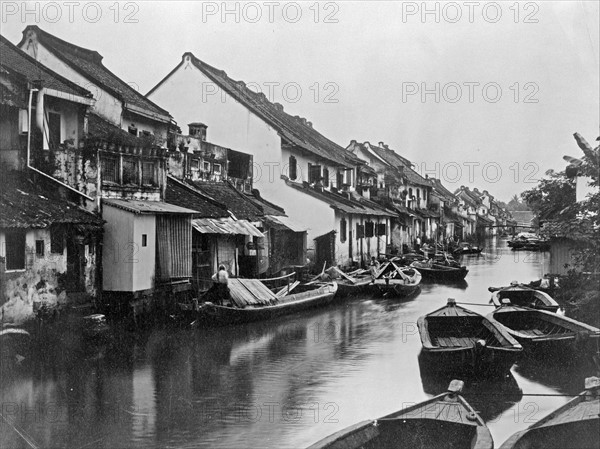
(333, 266, 357, 284)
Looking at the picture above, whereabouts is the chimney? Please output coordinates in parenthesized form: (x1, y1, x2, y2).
(301, 117, 307, 125)
(307, 121, 312, 128)
(274, 102, 284, 112)
(378, 141, 385, 148)
(188, 122, 207, 141)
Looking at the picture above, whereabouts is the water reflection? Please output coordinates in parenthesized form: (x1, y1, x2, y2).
(1, 238, 594, 449)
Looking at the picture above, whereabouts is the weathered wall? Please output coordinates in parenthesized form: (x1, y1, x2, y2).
(0, 228, 98, 325)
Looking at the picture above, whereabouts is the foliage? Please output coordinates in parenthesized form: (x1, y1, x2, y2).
(506, 194, 529, 211)
(520, 170, 576, 221)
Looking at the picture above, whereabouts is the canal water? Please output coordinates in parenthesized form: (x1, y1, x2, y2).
(1, 238, 597, 448)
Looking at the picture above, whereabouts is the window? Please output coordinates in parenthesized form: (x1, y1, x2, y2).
(5, 230, 26, 270)
(203, 161, 211, 171)
(142, 234, 147, 247)
(128, 124, 138, 136)
(213, 163, 222, 174)
(289, 155, 297, 180)
(35, 240, 45, 257)
(101, 157, 119, 183)
(340, 218, 347, 243)
(377, 223, 387, 236)
(140, 130, 152, 137)
(322, 168, 329, 187)
(356, 224, 365, 239)
(309, 164, 321, 184)
(122, 158, 138, 185)
(50, 226, 64, 254)
(365, 221, 374, 238)
(48, 112, 61, 148)
(336, 171, 344, 188)
(142, 161, 156, 186)
(192, 159, 200, 170)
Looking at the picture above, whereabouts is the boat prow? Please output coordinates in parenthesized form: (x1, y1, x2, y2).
(499, 377, 600, 449)
(307, 379, 493, 449)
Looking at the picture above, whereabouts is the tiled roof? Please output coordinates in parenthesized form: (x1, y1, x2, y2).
(366, 143, 430, 187)
(286, 181, 394, 217)
(0, 173, 102, 229)
(152, 52, 357, 167)
(541, 218, 597, 241)
(244, 192, 286, 216)
(87, 113, 160, 148)
(165, 177, 229, 219)
(0, 35, 91, 99)
(455, 188, 480, 206)
(19, 26, 170, 122)
(189, 181, 263, 221)
(430, 178, 455, 201)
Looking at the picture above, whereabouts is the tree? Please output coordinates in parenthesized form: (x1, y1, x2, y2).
(520, 170, 576, 221)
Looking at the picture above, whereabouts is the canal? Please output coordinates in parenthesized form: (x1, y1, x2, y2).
(1, 238, 597, 448)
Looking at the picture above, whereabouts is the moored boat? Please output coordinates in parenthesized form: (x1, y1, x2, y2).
(198, 279, 338, 325)
(372, 261, 421, 297)
(418, 298, 522, 376)
(306, 379, 493, 449)
(453, 242, 483, 256)
(411, 260, 469, 282)
(488, 301, 600, 360)
(326, 267, 376, 298)
(488, 282, 560, 312)
(499, 376, 600, 449)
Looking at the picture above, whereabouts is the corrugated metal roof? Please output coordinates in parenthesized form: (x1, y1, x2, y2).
(103, 199, 197, 215)
(192, 217, 264, 237)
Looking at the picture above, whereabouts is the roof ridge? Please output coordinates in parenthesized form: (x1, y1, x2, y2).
(20, 25, 102, 64)
(20, 26, 171, 118)
(0, 34, 92, 98)
(184, 52, 355, 168)
(167, 175, 229, 211)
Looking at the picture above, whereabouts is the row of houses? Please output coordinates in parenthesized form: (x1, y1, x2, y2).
(0, 27, 514, 323)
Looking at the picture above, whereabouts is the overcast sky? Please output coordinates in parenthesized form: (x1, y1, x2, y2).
(2, 1, 598, 202)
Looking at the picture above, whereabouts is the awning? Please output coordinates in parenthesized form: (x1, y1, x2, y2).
(103, 199, 197, 215)
(192, 217, 264, 237)
(265, 215, 306, 233)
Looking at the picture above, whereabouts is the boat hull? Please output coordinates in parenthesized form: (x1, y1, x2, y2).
(415, 266, 469, 282)
(490, 306, 600, 362)
(199, 284, 337, 325)
(374, 279, 421, 298)
(336, 278, 376, 298)
(419, 346, 520, 377)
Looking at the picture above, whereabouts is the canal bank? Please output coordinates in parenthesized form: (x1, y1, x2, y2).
(1, 238, 598, 449)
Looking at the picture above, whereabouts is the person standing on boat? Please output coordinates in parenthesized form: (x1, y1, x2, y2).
(369, 257, 380, 277)
(211, 264, 230, 304)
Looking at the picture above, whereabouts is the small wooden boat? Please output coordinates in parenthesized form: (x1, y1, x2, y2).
(306, 379, 493, 449)
(488, 282, 560, 312)
(198, 279, 338, 325)
(411, 260, 469, 282)
(418, 298, 522, 376)
(488, 302, 600, 360)
(453, 242, 483, 256)
(499, 376, 600, 449)
(373, 261, 421, 297)
(326, 267, 375, 298)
